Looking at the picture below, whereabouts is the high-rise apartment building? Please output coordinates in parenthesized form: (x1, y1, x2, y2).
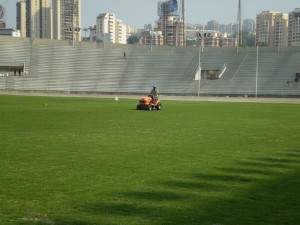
(274, 13, 289, 47)
(140, 31, 164, 46)
(256, 11, 288, 47)
(156, 0, 185, 46)
(0, 21, 5, 29)
(116, 20, 127, 44)
(16, 0, 26, 37)
(25, 0, 52, 39)
(95, 12, 127, 44)
(52, 0, 81, 41)
(96, 13, 116, 43)
(288, 8, 300, 46)
(207, 20, 219, 31)
(243, 19, 256, 33)
(0, 4, 5, 28)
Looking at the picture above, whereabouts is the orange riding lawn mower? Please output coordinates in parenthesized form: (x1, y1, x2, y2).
(136, 95, 162, 110)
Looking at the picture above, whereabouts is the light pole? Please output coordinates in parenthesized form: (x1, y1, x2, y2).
(197, 32, 202, 97)
(150, 23, 154, 51)
(255, 43, 259, 98)
(197, 32, 210, 97)
(72, 9, 75, 46)
(83, 28, 88, 41)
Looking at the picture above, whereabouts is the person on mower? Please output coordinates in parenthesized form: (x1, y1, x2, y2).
(150, 84, 159, 103)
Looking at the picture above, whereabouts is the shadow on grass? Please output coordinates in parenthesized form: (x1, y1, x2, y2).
(18, 219, 93, 225)
(19, 150, 300, 225)
(84, 149, 300, 225)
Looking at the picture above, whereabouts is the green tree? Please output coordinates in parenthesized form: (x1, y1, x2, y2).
(186, 39, 198, 46)
(127, 35, 139, 44)
(242, 31, 256, 46)
(231, 31, 256, 46)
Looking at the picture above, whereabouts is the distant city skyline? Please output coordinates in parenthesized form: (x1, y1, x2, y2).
(0, 0, 299, 29)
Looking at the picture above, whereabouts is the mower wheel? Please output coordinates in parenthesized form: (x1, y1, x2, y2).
(156, 103, 162, 110)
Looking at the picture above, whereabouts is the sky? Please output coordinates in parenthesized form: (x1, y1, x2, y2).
(0, 0, 299, 29)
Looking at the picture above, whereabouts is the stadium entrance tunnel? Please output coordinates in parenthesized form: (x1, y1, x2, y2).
(194, 63, 227, 80)
(203, 69, 221, 80)
(195, 69, 223, 80)
(0, 62, 25, 76)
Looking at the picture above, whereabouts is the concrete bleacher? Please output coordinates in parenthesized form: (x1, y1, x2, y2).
(0, 37, 31, 74)
(0, 37, 198, 94)
(0, 36, 299, 96)
(29, 44, 196, 93)
(199, 47, 300, 96)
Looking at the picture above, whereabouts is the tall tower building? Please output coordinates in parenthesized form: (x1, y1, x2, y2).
(95, 13, 127, 44)
(274, 13, 289, 47)
(288, 8, 300, 46)
(116, 20, 127, 44)
(243, 19, 255, 33)
(157, 0, 185, 46)
(16, 0, 26, 37)
(25, 0, 52, 39)
(52, 0, 82, 41)
(207, 20, 219, 31)
(256, 11, 288, 47)
(0, 4, 6, 28)
(96, 13, 116, 43)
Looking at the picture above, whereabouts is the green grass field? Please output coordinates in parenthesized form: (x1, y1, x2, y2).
(1, 95, 300, 225)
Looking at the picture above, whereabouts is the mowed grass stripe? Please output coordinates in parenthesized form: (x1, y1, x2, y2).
(0, 95, 299, 225)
